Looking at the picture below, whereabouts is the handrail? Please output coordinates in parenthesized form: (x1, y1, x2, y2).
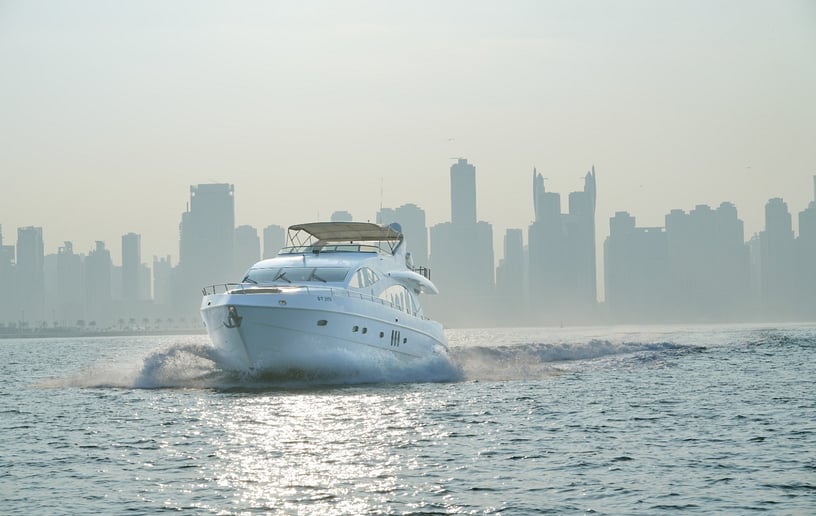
(411, 266, 431, 280)
(277, 244, 386, 255)
(202, 283, 244, 296)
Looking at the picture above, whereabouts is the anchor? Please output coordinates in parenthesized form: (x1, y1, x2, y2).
(224, 305, 243, 328)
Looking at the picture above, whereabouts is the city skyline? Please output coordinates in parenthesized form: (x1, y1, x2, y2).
(1, 170, 814, 329)
(1, 167, 814, 286)
(2, 1, 814, 271)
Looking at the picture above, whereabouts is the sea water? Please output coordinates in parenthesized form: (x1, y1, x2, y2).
(1, 324, 814, 514)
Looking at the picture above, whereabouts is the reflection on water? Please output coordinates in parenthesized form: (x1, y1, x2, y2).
(204, 390, 450, 513)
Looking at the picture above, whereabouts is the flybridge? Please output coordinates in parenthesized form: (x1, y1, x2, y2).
(280, 222, 404, 256)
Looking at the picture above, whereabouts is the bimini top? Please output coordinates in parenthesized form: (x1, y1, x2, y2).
(283, 222, 403, 255)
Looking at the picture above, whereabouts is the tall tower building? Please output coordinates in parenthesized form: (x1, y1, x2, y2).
(152, 255, 173, 307)
(377, 203, 429, 267)
(527, 166, 597, 324)
(0, 226, 14, 325)
(234, 225, 260, 277)
(121, 232, 141, 302)
(17, 226, 45, 325)
(495, 228, 525, 323)
(330, 211, 353, 222)
(450, 158, 477, 225)
(57, 242, 84, 325)
(797, 179, 816, 319)
(263, 224, 285, 259)
(760, 197, 795, 318)
(85, 241, 112, 326)
(429, 158, 494, 326)
(604, 212, 668, 322)
(176, 183, 235, 318)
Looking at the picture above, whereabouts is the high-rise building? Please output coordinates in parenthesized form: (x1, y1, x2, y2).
(263, 224, 286, 259)
(330, 210, 353, 222)
(85, 241, 112, 327)
(152, 255, 173, 307)
(760, 197, 795, 317)
(57, 242, 84, 325)
(0, 226, 15, 325)
(234, 225, 260, 277)
(603, 212, 668, 322)
(796, 179, 816, 319)
(495, 228, 525, 323)
(429, 158, 494, 326)
(527, 167, 597, 324)
(377, 203, 429, 268)
(175, 183, 235, 318)
(664, 202, 749, 321)
(122, 232, 141, 303)
(16, 226, 45, 326)
(450, 158, 477, 225)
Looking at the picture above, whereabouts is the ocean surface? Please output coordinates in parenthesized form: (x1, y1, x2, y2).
(1, 323, 814, 515)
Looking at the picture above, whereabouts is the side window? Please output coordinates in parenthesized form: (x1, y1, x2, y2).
(364, 268, 379, 285)
(379, 285, 415, 315)
(350, 267, 380, 288)
(349, 269, 364, 288)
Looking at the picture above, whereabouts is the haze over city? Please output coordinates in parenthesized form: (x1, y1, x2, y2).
(2, 0, 814, 269)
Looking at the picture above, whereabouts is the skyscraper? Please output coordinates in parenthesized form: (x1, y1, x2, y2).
(796, 178, 816, 319)
(495, 228, 525, 323)
(175, 183, 235, 318)
(450, 158, 477, 225)
(377, 203, 429, 268)
(760, 197, 795, 317)
(0, 226, 14, 325)
(234, 225, 260, 277)
(604, 212, 668, 322)
(85, 241, 112, 326)
(57, 242, 84, 325)
(122, 232, 141, 303)
(263, 224, 285, 259)
(330, 210, 353, 222)
(527, 167, 597, 324)
(16, 226, 45, 325)
(429, 158, 494, 326)
(152, 255, 173, 307)
(664, 203, 749, 321)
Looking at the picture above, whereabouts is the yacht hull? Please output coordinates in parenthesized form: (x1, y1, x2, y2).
(200, 289, 449, 376)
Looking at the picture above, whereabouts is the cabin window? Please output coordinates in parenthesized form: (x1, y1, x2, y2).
(352, 325, 359, 332)
(349, 267, 380, 288)
(244, 267, 349, 284)
(378, 285, 417, 316)
(317, 320, 328, 326)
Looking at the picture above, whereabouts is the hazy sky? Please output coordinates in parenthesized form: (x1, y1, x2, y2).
(2, 0, 815, 270)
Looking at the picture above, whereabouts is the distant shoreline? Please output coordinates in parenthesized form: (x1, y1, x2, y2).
(0, 329, 207, 340)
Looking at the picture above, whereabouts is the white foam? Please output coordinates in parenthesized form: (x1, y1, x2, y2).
(40, 341, 462, 389)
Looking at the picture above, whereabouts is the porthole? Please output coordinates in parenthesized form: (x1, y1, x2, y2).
(403, 337, 407, 344)
(379, 331, 384, 338)
(317, 320, 328, 326)
(352, 325, 359, 332)
(362, 328, 368, 334)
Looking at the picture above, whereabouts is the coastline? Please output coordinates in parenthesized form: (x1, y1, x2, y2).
(0, 328, 207, 340)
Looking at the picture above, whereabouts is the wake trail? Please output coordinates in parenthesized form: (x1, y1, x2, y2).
(38, 338, 701, 388)
(449, 339, 704, 381)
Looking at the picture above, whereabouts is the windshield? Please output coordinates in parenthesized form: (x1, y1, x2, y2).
(243, 267, 350, 284)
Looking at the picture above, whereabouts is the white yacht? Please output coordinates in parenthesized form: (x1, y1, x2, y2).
(200, 221, 450, 378)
